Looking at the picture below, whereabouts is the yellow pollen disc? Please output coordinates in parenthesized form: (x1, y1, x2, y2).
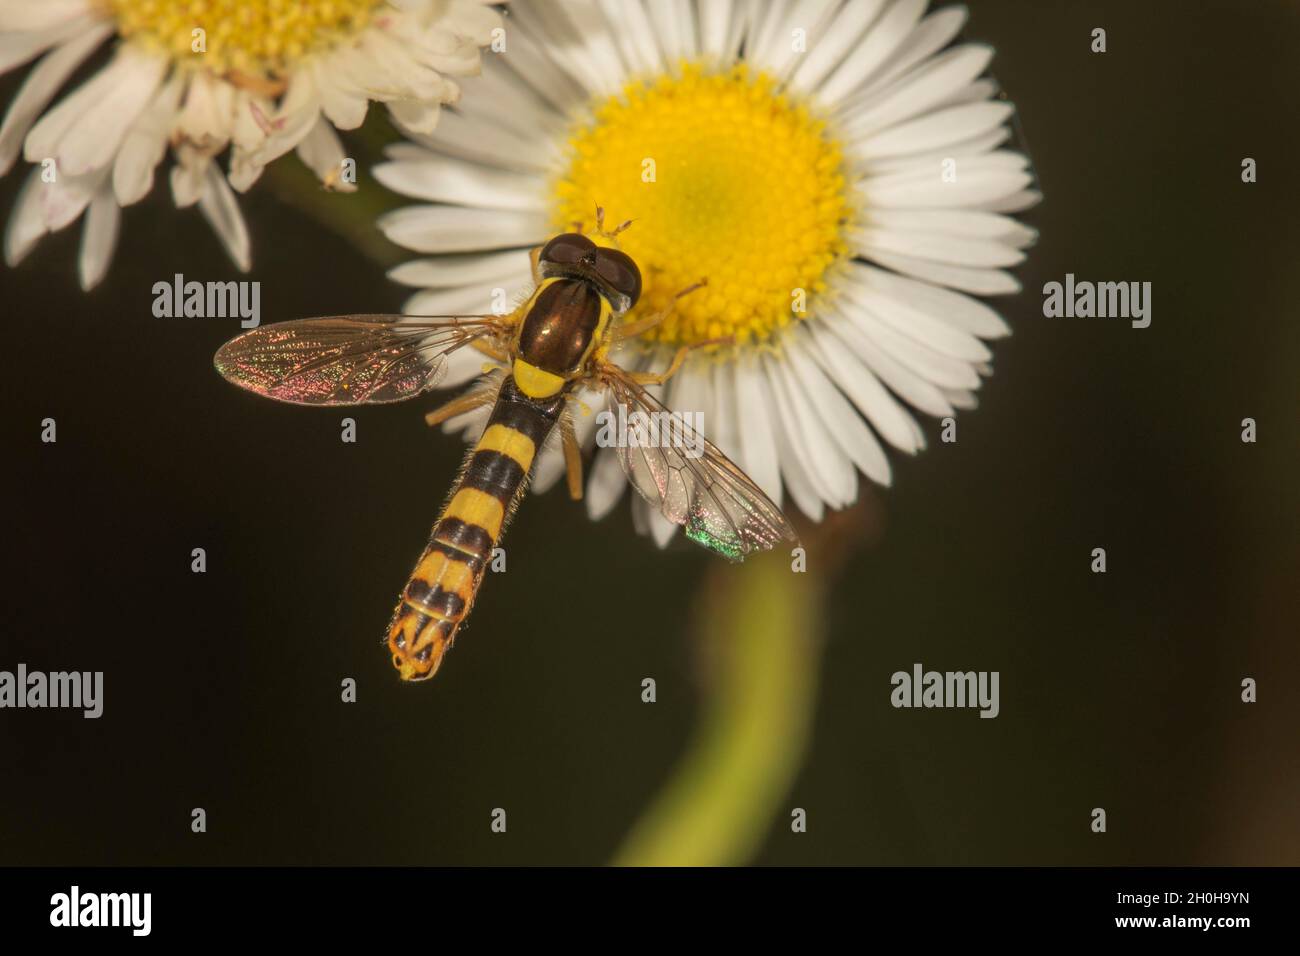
(553, 64, 851, 349)
(106, 0, 384, 80)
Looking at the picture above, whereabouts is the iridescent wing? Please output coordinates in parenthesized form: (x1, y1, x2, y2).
(213, 314, 510, 406)
(601, 367, 798, 561)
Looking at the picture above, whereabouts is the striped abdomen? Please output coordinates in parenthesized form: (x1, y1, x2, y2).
(387, 380, 563, 681)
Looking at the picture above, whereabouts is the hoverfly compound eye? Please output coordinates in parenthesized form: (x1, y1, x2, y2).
(539, 233, 597, 266)
(593, 248, 642, 310)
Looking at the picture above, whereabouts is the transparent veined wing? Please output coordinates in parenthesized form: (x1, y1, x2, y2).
(213, 314, 510, 406)
(602, 367, 798, 561)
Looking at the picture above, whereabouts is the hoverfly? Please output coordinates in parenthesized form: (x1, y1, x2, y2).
(215, 214, 797, 681)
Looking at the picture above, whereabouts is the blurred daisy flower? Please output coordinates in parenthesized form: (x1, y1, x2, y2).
(377, 0, 1040, 544)
(0, 0, 503, 288)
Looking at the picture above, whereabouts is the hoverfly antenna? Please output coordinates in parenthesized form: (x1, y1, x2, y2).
(593, 204, 634, 247)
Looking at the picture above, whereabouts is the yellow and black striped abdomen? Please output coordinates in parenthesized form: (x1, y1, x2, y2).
(387, 380, 564, 681)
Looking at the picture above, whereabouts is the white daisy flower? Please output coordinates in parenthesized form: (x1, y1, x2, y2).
(374, 0, 1040, 545)
(0, 0, 504, 289)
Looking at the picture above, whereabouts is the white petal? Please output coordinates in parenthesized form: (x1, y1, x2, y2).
(646, 0, 698, 66)
(431, 344, 501, 390)
(842, 263, 993, 361)
(388, 249, 531, 288)
(477, 24, 587, 117)
(704, 360, 741, 462)
(313, 65, 370, 130)
(979, 188, 1043, 213)
(732, 354, 783, 505)
(841, 44, 994, 140)
(448, 62, 565, 144)
(241, 74, 319, 169)
(530, 443, 568, 494)
(4, 167, 45, 266)
(858, 137, 1012, 184)
(509, 0, 621, 97)
(39, 168, 96, 230)
(169, 145, 208, 208)
(599, 0, 665, 74)
(585, 446, 629, 520)
(771, 349, 859, 507)
(721, 0, 755, 61)
(863, 155, 1033, 210)
(937, 77, 1000, 110)
(760, 354, 827, 520)
(112, 72, 184, 206)
(0, 1, 93, 34)
(855, 224, 1024, 269)
(197, 166, 251, 271)
(786, 334, 889, 486)
(837, 299, 982, 391)
(645, 498, 679, 549)
(405, 108, 560, 173)
(378, 205, 549, 253)
(402, 278, 529, 318)
(853, 262, 1012, 339)
(78, 178, 118, 290)
(862, 249, 1020, 295)
(0, 9, 93, 71)
(853, 101, 1013, 161)
(696, 0, 737, 62)
(25, 48, 164, 172)
(806, 318, 923, 453)
(427, 0, 504, 46)
(443, 399, 492, 441)
(862, 207, 1036, 246)
(0, 22, 110, 175)
(853, 4, 970, 104)
(788, 0, 885, 96)
(823, 303, 953, 418)
(387, 97, 445, 136)
(229, 89, 272, 151)
(54, 49, 166, 176)
(373, 154, 546, 210)
(294, 117, 356, 191)
(668, 362, 713, 432)
(750, 0, 838, 79)
(817, 0, 925, 108)
(942, 388, 979, 410)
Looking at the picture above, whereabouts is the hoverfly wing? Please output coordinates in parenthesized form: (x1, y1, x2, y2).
(602, 370, 798, 561)
(214, 314, 507, 406)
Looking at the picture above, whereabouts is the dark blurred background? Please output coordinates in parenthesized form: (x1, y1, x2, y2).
(2, 1, 1296, 865)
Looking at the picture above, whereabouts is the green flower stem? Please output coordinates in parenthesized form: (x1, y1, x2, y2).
(613, 550, 824, 866)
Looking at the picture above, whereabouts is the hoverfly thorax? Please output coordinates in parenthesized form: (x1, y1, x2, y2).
(515, 279, 603, 378)
(511, 232, 644, 400)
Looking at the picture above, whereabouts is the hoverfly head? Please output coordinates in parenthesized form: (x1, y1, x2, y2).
(538, 232, 641, 314)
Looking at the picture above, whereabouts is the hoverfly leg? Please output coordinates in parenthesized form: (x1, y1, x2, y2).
(424, 385, 498, 427)
(559, 410, 585, 501)
(625, 336, 733, 387)
(592, 205, 634, 246)
(467, 337, 511, 366)
(611, 278, 708, 342)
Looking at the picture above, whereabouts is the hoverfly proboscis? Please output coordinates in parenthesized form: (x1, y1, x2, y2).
(214, 218, 798, 682)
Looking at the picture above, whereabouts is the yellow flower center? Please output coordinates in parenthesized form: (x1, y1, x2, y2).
(553, 64, 851, 349)
(107, 0, 383, 80)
